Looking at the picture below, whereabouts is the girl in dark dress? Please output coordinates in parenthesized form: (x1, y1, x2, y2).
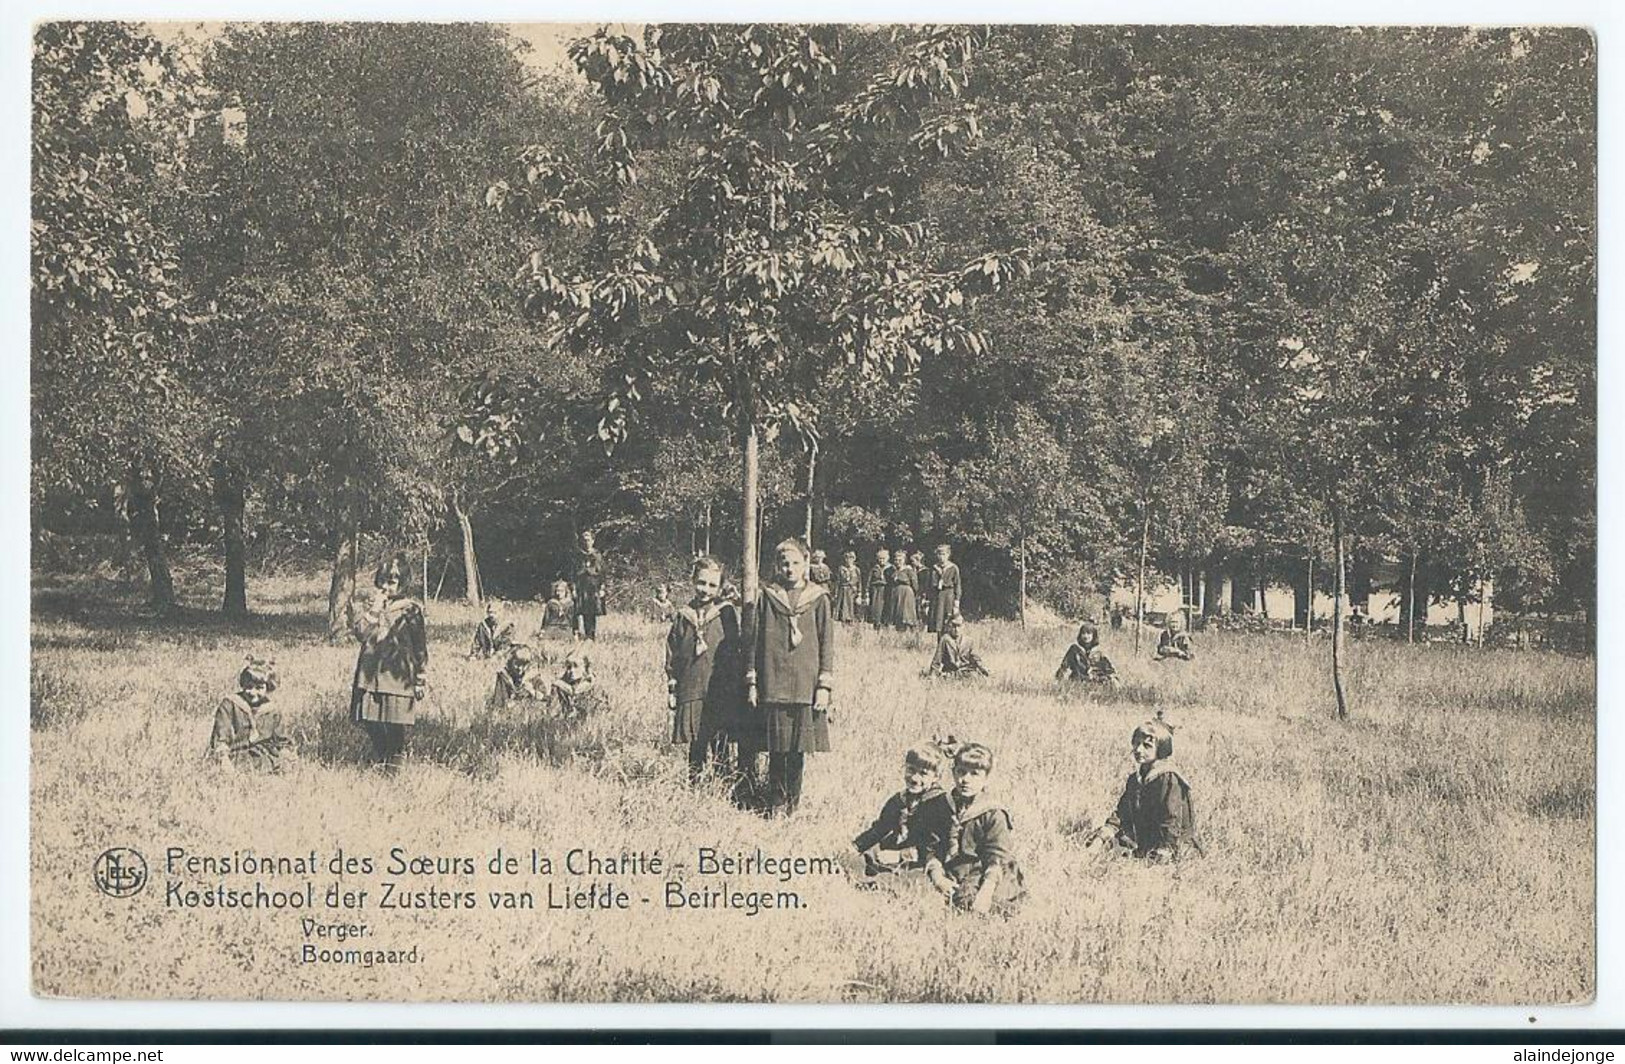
(833, 551, 862, 623)
(746, 537, 836, 816)
(349, 554, 429, 774)
(571, 530, 607, 641)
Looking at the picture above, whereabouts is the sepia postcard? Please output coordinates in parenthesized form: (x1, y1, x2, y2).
(23, 15, 1598, 1013)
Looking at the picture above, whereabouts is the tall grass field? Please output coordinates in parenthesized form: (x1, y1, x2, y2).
(30, 569, 1594, 1004)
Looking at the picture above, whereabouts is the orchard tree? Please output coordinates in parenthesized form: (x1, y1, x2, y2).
(32, 22, 206, 611)
(477, 24, 1026, 610)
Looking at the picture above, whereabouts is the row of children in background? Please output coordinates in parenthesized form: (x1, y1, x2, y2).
(838, 545, 961, 632)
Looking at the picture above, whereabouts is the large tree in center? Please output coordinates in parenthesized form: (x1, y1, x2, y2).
(478, 25, 1025, 606)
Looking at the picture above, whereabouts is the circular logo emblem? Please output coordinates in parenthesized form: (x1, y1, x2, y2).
(93, 847, 148, 899)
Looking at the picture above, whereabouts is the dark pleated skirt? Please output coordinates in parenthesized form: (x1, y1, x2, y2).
(760, 701, 830, 753)
(352, 689, 416, 726)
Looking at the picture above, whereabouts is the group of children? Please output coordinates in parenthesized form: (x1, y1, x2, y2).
(827, 545, 961, 633)
(198, 533, 1201, 918)
(847, 715, 1198, 915)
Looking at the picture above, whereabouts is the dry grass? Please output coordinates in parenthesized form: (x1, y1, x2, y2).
(30, 570, 1594, 1004)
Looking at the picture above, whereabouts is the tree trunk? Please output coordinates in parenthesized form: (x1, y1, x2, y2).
(1406, 552, 1419, 644)
(1018, 532, 1028, 629)
(327, 493, 359, 642)
(741, 420, 761, 606)
(124, 462, 176, 613)
(215, 464, 248, 617)
(803, 439, 818, 549)
(1258, 574, 1269, 618)
(1457, 595, 1469, 644)
(704, 501, 712, 556)
(1332, 508, 1348, 720)
(1134, 506, 1151, 653)
(1305, 548, 1314, 645)
(454, 500, 480, 604)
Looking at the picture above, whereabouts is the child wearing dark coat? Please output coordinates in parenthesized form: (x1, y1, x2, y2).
(206, 656, 295, 771)
(868, 549, 890, 629)
(1086, 718, 1197, 861)
(809, 550, 834, 589)
(929, 742, 1026, 915)
(666, 555, 743, 782)
(571, 530, 608, 641)
(928, 544, 961, 633)
(747, 537, 836, 816)
(852, 743, 956, 882)
(1056, 622, 1118, 686)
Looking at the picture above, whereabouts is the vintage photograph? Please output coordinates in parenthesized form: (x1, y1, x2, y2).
(28, 21, 1595, 1005)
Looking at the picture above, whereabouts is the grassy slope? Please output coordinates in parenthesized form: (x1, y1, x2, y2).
(30, 571, 1594, 1003)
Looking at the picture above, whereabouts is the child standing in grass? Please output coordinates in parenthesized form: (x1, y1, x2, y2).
(914, 550, 936, 630)
(833, 551, 861, 623)
(748, 537, 836, 816)
(349, 554, 428, 775)
(929, 742, 1026, 915)
(889, 547, 918, 631)
(1086, 718, 1196, 861)
(809, 549, 833, 589)
(571, 530, 608, 641)
(868, 549, 890, 629)
(1056, 621, 1118, 686)
(666, 555, 743, 782)
(928, 544, 961, 633)
(650, 583, 676, 623)
(206, 656, 295, 771)
(852, 743, 956, 881)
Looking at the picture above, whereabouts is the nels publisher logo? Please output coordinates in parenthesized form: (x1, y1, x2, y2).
(93, 847, 148, 899)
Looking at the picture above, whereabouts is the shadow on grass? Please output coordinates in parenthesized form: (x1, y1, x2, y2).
(32, 588, 332, 648)
(303, 697, 611, 779)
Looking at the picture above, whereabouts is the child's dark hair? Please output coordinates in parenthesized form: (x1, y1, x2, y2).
(238, 655, 278, 693)
(904, 743, 945, 774)
(691, 554, 725, 579)
(953, 742, 994, 774)
(373, 552, 411, 592)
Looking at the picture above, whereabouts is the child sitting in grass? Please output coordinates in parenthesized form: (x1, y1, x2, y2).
(488, 644, 547, 712)
(540, 580, 575, 636)
(206, 656, 295, 771)
(1056, 621, 1118, 686)
(1084, 717, 1196, 862)
(925, 613, 990, 678)
(928, 742, 1026, 915)
(1154, 614, 1196, 662)
(468, 602, 516, 660)
(851, 743, 956, 881)
(550, 644, 600, 716)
